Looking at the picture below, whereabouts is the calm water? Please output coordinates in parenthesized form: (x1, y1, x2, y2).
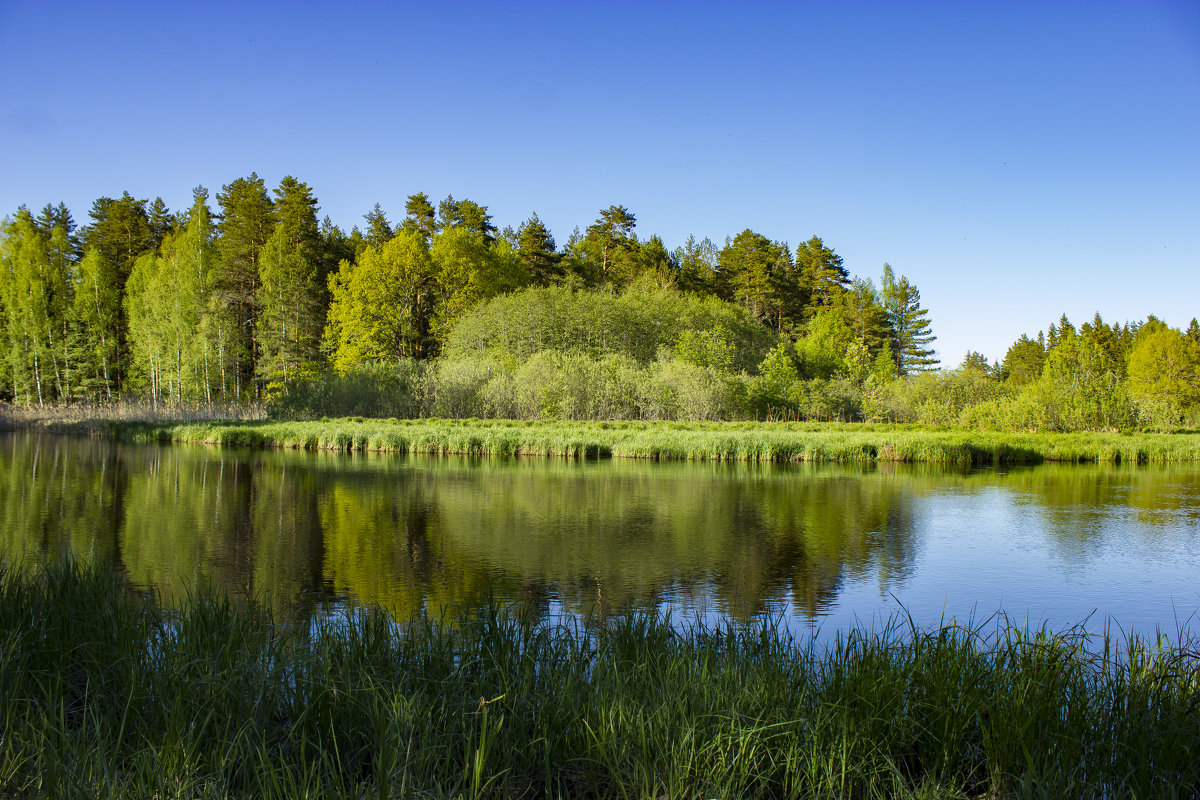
(3, 431, 1199, 636)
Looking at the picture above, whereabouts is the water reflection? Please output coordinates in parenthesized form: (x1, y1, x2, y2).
(2, 432, 1198, 633)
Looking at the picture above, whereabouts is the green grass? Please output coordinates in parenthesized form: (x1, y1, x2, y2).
(56, 416, 1200, 463)
(2, 560, 1198, 798)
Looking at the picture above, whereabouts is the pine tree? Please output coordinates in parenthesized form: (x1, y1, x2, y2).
(717, 229, 797, 332)
(402, 192, 438, 243)
(439, 196, 496, 245)
(880, 263, 938, 374)
(583, 205, 637, 285)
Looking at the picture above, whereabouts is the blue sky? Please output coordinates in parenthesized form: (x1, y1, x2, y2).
(2, 0, 1197, 364)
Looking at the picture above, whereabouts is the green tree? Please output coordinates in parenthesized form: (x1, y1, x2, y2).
(1001, 333, 1045, 386)
(1080, 312, 1126, 375)
(517, 213, 561, 286)
(362, 203, 393, 249)
(82, 192, 154, 392)
(430, 226, 521, 346)
(960, 351, 992, 374)
(402, 192, 438, 243)
(438, 195, 497, 245)
(837, 277, 889, 355)
(583, 205, 637, 285)
(1036, 333, 1131, 430)
(325, 229, 438, 369)
(1, 210, 72, 404)
(256, 176, 325, 392)
(215, 173, 275, 398)
(795, 236, 847, 314)
(69, 248, 121, 400)
(880, 263, 938, 374)
(797, 306, 854, 380)
(82, 192, 151, 285)
(636, 234, 676, 288)
(673, 235, 718, 295)
(147, 197, 175, 252)
(717, 229, 797, 332)
(125, 188, 218, 404)
(1127, 327, 1200, 424)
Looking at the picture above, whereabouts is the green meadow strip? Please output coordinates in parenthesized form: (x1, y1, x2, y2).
(64, 417, 1200, 464)
(2, 561, 1197, 799)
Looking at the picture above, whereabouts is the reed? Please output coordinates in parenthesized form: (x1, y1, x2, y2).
(2, 561, 1197, 798)
(48, 416, 1200, 464)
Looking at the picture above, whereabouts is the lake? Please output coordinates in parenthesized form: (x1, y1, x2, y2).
(3, 431, 1198, 637)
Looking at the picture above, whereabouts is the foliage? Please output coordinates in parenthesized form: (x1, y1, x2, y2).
(8, 178, 1199, 435)
(325, 229, 438, 368)
(3, 561, 1198, 798)
(444, 282, 777, 372)
(1127, 327, 1200, 426)
(880, 263, 938, 374)
(257, 177, 326, 394)
(267, 361, 429, 420)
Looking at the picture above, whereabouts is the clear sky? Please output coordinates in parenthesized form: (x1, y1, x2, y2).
(2, 0, 1197, 365)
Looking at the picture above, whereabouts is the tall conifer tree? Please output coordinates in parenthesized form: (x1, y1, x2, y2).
(517, 213, 560, 286)
(880, 263, 938, 374)
(215, 173, 274, 397)
(256, 176, 324, 392)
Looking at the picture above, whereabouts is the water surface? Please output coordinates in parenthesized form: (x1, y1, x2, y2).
(3, 432, 1198, 636)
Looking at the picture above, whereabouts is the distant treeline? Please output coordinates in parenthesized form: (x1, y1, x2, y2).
(2, 177, 1197, 429)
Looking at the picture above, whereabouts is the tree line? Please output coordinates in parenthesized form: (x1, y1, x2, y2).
(0, 175, 936, 408)
(6, 175, 1197, 429)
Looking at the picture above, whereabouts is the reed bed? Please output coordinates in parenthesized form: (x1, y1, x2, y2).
(0, 399, 266, 429)
(65, 417, 1200, 464)
(1, 561, 1197, 799)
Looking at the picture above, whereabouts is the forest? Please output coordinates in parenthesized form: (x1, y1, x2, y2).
(3, 174, 1198, 430)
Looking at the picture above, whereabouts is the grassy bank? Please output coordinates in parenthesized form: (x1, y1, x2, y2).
(2, 562, 1197, 799)
(51, 416, 1200, 463)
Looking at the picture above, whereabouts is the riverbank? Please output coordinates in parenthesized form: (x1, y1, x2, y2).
(23, 414, 1200, 463)
(2, 561, 1196, 799)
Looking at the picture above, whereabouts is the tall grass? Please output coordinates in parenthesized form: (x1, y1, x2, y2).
(0, 398, 266, 429)
(67, 417, 1200, 464)
(2, 560, 1197, 798)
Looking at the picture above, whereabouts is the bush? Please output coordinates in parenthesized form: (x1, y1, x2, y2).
(268, 361, 429, 419)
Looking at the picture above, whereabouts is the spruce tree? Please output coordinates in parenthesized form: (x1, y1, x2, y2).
(256, 176, 324, 392)
(516, 213, 560, 286)
(362, 203, 393, 248)
(215, 173, 275, 397)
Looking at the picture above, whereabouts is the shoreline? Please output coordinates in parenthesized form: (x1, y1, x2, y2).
(8, 413, 1200, 464)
